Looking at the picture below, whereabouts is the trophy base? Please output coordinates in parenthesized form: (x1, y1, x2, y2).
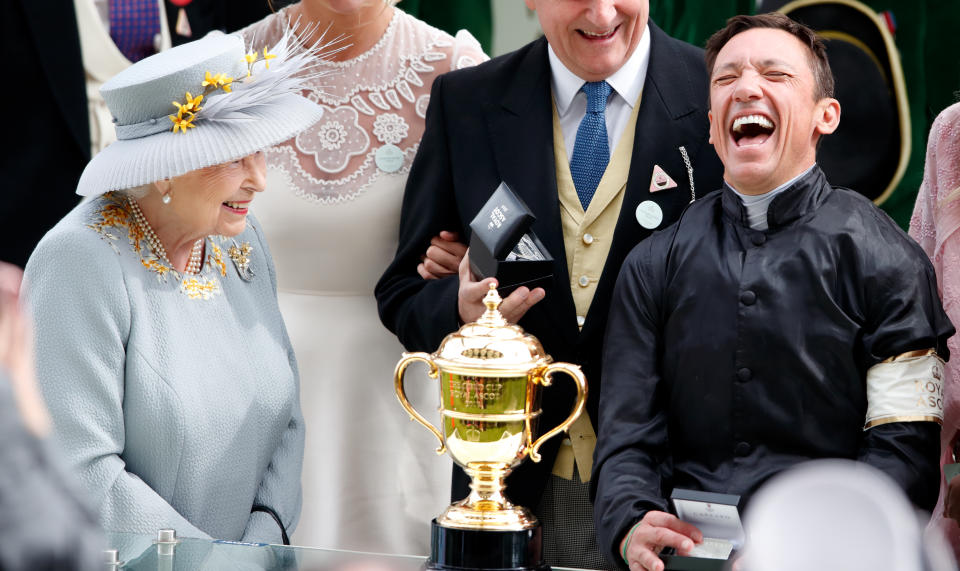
(427, 519, 550, 571)
(438, 501, 538, 531)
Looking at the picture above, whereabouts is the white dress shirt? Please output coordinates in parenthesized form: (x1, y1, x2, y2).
(548, 25, 651, 163)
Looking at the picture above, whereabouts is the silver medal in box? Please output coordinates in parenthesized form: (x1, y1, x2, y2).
(469, 182, 553, 294)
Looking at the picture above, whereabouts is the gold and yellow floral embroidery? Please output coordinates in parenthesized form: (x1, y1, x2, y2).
(127, 219, 146, 256)
(89, 200, 130, 232)
(87, 196, 135, 253)
(180, 276, 221, 300)
(141, 257, 174, 278)
(88, 193, 233, 300)
(208, 243, 227, 277)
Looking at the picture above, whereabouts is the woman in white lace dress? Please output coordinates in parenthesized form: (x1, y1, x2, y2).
(240, 1, 486, 554)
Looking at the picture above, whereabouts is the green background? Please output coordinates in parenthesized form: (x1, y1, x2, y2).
(648, 0, 960, 229)
(405, 0, 960, 229)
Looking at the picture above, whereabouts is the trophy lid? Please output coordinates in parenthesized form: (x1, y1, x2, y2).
(434, 284, 551, 374)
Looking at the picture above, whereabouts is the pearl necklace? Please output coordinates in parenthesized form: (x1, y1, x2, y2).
(127, 197, 204, 275)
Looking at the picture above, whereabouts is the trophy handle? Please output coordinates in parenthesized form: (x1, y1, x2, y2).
(528, 362, 588, 462)
(394, 352, 446, 454)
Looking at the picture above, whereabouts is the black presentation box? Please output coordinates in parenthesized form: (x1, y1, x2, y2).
(468, 182, 553, 294)
(661, 489, 744, 571)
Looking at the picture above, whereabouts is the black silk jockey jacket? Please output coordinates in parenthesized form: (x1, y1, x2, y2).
(592, 166, 954, 566)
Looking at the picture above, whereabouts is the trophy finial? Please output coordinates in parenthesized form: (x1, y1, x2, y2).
(477, 283, 507, 327)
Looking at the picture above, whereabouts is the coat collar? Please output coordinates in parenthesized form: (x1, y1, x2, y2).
(721, 165, 831, 229)
(499, 37, 552, 117)
(489, 38, 580, 345)
(643, 21, 702, 121)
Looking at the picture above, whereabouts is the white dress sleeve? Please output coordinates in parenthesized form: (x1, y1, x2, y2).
(451, 28, 488, 70)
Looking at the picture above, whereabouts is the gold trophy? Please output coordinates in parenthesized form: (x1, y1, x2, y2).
(395, 284, 587, 571)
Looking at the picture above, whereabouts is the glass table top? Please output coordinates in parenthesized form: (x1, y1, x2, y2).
(104, 532, 594, 570)
(106, 532, 428, 571)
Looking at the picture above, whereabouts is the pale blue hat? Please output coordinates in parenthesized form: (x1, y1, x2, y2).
(77, 32, 325, 197)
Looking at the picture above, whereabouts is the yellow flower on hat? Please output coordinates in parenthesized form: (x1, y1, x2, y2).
(244, 51, 258, 77)
(217, 73, 233, 93)
(202, 71, 233, 93)
(202, 71, 217, 88)
(183, 92, 203, 113)
(170, 91, 203, 119)
(169, 108, 196, 133)
(262, 47, 276, 69)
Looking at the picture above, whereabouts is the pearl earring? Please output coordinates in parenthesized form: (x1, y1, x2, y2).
(162, 194, 172, 205)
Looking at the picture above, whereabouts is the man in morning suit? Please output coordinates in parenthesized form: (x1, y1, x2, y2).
(592, 13, 953, 571)
(376, 1, 723, 567)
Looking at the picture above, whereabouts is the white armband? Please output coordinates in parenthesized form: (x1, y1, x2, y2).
(864, 350, 944, 429)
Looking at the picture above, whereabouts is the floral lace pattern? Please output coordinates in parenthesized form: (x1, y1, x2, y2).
(239, 8, 487, 204)
(297, 106, 370, 172)
(316, 120, 348, 150)
(87, 193, 235, 300)
(372, 113, 409, 144)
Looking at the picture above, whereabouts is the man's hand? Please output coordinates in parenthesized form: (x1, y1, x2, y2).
(458, 251, 544, 324)
(620, 511, 703, 571)
(418, 231, 467, 280)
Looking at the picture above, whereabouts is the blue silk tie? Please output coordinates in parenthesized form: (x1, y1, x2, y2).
(569, 81, 612, 210)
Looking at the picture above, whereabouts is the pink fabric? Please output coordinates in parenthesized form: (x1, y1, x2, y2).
(909, 101, 960, 558)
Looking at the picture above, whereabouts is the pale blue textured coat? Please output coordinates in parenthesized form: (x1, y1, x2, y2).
(23, 196, 304, 543)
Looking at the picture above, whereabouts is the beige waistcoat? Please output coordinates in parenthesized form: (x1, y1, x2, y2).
(551, 92, 641, 483)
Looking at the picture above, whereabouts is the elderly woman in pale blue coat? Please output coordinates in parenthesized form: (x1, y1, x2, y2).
(22, 32, 325, 543)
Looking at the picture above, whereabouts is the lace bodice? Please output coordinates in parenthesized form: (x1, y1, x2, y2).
(240, 7, 486, 204)
(909, 102, 960, 433)
(908, 102, 960, 556)
(910, 103, 960, 439)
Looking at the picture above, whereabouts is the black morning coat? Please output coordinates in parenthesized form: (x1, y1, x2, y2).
(375, 23, 724, 511)
(6, 0, 90, 268)
(593, 166, 954, 566)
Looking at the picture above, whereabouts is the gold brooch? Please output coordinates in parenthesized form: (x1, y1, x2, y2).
(228, 241, 254, 281)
